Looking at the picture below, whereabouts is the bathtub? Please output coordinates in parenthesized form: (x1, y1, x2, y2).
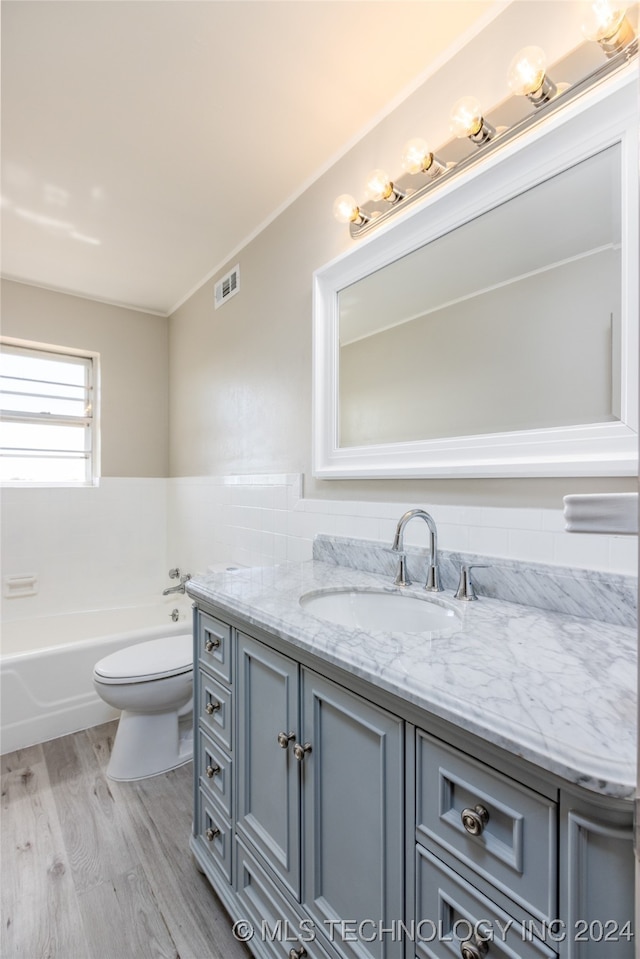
(0, 597, 193, 754)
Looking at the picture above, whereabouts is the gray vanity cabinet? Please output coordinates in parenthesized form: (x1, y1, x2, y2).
(236, 629, 405, 959)
(191, 601, 635, 959)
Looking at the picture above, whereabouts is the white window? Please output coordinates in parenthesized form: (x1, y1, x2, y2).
(0, 339, 99, 485)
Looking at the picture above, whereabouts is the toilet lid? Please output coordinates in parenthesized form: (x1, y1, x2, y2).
(93, 633, 192, 684)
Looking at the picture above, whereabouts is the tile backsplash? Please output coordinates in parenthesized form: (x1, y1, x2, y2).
(2, 472, 636, 622)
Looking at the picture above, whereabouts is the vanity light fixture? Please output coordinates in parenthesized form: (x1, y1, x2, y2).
(507, 46, 557, 106)
(332, 193, 370, 226)
(400, 138, 446, 177)
(332, 22, 637, 239)
(449, 96, 496, 145)
(581, 1, 636, 56)
(364, 168, 405, 204)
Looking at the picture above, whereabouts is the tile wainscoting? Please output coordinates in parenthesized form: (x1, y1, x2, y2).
(168, 473, 638, 579)
(2, 473, 636, 623)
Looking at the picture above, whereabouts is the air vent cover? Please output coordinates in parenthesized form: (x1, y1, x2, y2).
(214, 264, 240, 309)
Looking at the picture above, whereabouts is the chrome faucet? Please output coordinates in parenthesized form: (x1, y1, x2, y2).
(162, 569, 191, 595)
(391, 508, 441, 591)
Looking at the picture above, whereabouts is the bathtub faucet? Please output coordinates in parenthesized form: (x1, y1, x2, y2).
(163, 570, 192, 595)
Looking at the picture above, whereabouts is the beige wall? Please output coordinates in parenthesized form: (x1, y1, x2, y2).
(1, 279, 169, 476)
(167, 0, 635, 507)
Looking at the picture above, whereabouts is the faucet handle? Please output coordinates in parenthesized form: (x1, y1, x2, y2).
(454, 564, 488, 601)
(168, 568, 180, 579)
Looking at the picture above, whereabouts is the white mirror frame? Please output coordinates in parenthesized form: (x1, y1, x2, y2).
(313, 67, 638, 479)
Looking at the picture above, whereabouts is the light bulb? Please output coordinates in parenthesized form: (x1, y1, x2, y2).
(507, 46, 557, 106)
(507, 46, 547, 96)
(365, 168, 396, 203)
(400, 139, 445, 178)
(333, 194, 360, 224)
(401, 138, 432, 175)
(449, 97, 483, 138)
(581, 1, 635, 55)
(582, 1, 626, 40)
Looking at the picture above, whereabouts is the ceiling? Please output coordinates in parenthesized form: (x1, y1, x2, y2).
(1, 0, 498, 316)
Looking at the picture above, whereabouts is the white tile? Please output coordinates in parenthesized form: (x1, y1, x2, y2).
(287, 536, 313, 563)
(481, 507, 543, 530)
(468, 526, 510, 558)
(507, 530, 554, 563)
(273, 534, 288, 563)
(552, 531, 610, 571)
(541, 509, 567, 532)
(438, 523, 471, 552)
(608, 535, 638, 575)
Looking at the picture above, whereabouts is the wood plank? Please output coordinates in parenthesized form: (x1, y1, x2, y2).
(1, 743, 92, 958)
(43, 728, 139, 895)
(76, 865, 179, 959)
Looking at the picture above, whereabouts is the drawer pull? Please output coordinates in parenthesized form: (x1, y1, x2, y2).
(461, 804, 490, 836)
(205, 763, 220, 778)
(277, 731, 295, 749)
(293, 741, 312, 762)
(205, 700, 221, 715)
(205, 826, 220, 842)
(204, 637, 220, 652)
(289, 947, 307, 959)
(461, 940, 488, 959)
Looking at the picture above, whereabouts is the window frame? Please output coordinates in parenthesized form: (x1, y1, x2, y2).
(0, 337, 100, 487)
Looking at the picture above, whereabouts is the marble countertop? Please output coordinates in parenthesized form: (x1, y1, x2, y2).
(187, 560, 637, 800)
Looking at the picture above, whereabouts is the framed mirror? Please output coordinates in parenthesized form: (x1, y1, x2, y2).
(313, 71, 638, 479)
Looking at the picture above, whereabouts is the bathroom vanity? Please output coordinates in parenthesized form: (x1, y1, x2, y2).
(186, 544, 636, 959)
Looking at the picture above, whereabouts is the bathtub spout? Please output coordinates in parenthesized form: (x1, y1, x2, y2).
(162, 573, 191, 595)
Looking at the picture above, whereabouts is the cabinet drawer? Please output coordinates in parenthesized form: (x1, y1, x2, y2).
(235, 839, 339, 959)
(196, 789, 233, 883)
(198, 668, 233, 753)
(197, 612, 232, 685)
(416, 731, 557, 922)
(416, 846, 556, 959)
(198, 728, 232, 817)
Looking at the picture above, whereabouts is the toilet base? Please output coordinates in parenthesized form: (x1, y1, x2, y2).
(106, 708, 193, 781)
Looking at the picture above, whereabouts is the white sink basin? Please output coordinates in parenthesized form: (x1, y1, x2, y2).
(299, 588, 460, 634)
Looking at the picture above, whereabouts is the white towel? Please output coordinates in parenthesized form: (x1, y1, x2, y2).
(563, 492, 638, 535)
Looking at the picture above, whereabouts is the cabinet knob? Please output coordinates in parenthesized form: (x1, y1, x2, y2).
(205, 763, 220, 778)
(205, 700, 221, 715)
(293, 742, 312, 762)
(461, 804, 490, 836)
(204, 637, 220, 652)
(205, 826, 220, 842)
(277, 731, 295, 749)
(460, 939, 488, 959)
(288, 947, 307, 959)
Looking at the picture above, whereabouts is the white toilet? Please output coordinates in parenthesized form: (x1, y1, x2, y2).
(93, 633, 193, 781)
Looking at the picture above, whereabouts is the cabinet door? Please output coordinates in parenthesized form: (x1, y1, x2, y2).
(236, 632, 301, 900)
(560, 795, 635, 959)
(301, 669, 404, 959)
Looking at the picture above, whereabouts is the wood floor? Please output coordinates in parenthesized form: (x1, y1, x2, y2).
(1, 721, 251, 959)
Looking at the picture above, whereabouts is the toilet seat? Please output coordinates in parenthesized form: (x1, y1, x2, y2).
(94, 633, 192, 684)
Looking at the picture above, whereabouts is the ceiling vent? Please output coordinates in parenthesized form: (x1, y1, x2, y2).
(214, 264, 240, 309)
